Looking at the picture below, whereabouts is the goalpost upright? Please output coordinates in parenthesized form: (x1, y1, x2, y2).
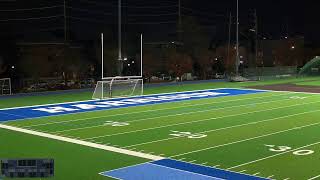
(93, 33, 143, 99)
(100, 33, 143, 80)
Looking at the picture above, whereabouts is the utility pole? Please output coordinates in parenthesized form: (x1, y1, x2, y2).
(118, 0, 122, 61)
(64, 0, 67, 42)
(227, 12, 232, 65)
(178, 0, 182, 42)
(235, 0, 240, 76)
(254, 9, 258, 68)
(178, 0, 181, 26)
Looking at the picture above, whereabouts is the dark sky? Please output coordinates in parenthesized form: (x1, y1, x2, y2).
(0, 0, 317, 44)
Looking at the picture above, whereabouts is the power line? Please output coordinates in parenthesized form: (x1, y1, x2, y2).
(0, 5, 62, 12)
(182, 6, 226, 18)
(65, 5, 178, 20)
(127, 21, 177, 25)
(68, 16, 107, 24)
(76, 0, 178, 9)
(0, 15, 63, 22)
(128, 12, 178, 17)
(66, 6, 115, 16)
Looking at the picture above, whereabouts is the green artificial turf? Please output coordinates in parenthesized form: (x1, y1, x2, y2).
(0, 128, 147, 180)
(295, 80, 320, 86)
(1, 76, 320, 109)
(2, 77, 320, 180)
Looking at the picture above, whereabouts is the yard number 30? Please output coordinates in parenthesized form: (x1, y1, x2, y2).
(265, 145, 314, 156)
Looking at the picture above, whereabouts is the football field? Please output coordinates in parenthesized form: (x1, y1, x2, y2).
(1, 87, 320, 179)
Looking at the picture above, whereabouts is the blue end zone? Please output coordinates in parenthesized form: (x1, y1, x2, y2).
(100, 159, 269, 180)
(0, 88, 267, 122)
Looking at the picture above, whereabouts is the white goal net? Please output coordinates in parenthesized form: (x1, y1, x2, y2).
(0, 78, 12, 95)
(92, 77, 143, 99)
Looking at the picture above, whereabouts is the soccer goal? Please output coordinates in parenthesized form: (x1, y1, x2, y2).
(92, 77, 143, 99)
(93, 33, 144, 99)
(0, 78, 12, 95)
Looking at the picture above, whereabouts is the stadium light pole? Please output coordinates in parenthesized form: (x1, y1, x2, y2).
(235, 0, 240, 76)
(118, 0, 122, 61)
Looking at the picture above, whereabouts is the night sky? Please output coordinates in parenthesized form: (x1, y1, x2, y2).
(0, 0, 317, 45)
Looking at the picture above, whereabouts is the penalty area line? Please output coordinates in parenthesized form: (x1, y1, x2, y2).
(0, 124, 164, 161)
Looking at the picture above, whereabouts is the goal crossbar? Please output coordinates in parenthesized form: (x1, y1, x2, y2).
(92, 77, 143, 100)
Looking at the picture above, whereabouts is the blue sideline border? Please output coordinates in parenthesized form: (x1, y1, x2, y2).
(100, 159, 269, 180)
(0, 88, 267, 122)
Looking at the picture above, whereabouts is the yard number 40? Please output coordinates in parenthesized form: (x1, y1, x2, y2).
(265, 145, 314, 156)
(169, 130, 207, 139)
(104, 121, 130, 127)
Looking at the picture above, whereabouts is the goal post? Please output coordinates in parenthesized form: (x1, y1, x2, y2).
(0, 78, 12, 95)
(94, 32, 144, 100)
(92, 77, 143, 100)
(101, 33, 143, 80)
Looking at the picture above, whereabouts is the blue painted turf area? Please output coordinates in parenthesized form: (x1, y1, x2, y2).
(0, 88, 266, 122)
(101, 159, 268, 180)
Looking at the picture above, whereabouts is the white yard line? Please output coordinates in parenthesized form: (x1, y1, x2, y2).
(21, 92, 287, 128)
(52, 96, 298, 133)
(228, 141, 320, 170)
(82, 99, 320, 140)
(171, 122, 320, 158)
(125, 109, 320, 148)
(308, 174, 320, 180)
(0, 124, 164, 161)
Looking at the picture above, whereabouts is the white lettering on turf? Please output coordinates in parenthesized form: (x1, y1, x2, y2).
(32, 91, 228, 114)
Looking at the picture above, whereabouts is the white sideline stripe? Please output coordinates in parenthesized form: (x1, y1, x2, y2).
(308, 174, 320, 180)
(172, 122, 320, 158)
(0, 124, 164, 161)
(228, 139, 320, 170)
(253, 172, 260, 176)
(52, 95, 298, 133)
(169, 158, 267, 180)
(0, 88, 233, 111)
(267, 175, 274, 179)
(149, 163, 225, 180)
(21, 91, 286, 128)
(84, 99, 320, 140)
(257, 89, 320, 95)
(2, 88, 244, 123)
(125, 109, 320, 148)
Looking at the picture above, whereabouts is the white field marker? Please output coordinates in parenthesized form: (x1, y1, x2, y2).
(0, 124, 164, 161)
